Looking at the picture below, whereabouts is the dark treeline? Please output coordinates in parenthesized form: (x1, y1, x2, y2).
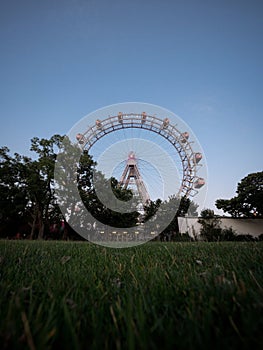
(1, 135, 262, 241)
(0, 134, 198, 240)
(0, 135, 135, 240)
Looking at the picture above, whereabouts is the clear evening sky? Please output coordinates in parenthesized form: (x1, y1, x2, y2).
(0, 0, 262, 214)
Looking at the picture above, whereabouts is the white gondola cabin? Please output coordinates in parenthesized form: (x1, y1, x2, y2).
(195, 153, 202, 163)
(181, 132, 189, 143)
(194, 177, 205, 188)
(76, 133, 84, 144)
(118, 112, 123, 123)
(162, 118, 169, 128)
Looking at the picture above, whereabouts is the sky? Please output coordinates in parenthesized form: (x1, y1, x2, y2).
(0, 0, 262, 214)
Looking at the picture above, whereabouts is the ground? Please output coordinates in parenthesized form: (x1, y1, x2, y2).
(0, 240, 262, 349)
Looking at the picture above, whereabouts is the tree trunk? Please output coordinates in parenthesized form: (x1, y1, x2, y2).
(30, 208, 37, 240)
(62, 222, 69, 240)
(37, 209, 45, 240)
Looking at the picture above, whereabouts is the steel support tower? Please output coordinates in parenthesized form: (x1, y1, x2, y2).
(119, 152, 150, 205)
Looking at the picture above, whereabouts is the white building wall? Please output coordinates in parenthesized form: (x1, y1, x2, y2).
(178, 217, 263, 238)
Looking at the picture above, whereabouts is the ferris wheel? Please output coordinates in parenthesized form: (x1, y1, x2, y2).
(75, 111, 205, 203)
(55, 103, 207, 247)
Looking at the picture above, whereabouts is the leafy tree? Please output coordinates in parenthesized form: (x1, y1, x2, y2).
(143, 199, 162, 223)
(0, 148, 28, 237)
(198, 209, 222, 241)
(215, 196, 243, 218)
(216, 171, 263, 217)
(80, 174, 139, 229)
(25, 135, 64, 239)
(54, 139, 139, 239)
(162, 196, 198, 237)
(0, 135, 66, 239)
(54, 141, 95, 239)
(143, 195, 198, 240)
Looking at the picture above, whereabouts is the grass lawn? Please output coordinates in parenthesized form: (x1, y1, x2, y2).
(0, 240, 262, 349)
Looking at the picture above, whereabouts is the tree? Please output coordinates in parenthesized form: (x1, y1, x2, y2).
(216, 171, 263, 217)
(143, 195, 198, 240)
(54, 139, 139, 240)
(0, 135, 66, 239)
(143, 199, 162, 223)
(25, 135, 64, 239)
(162, 196, 198, 237)
(198, 209, 222, 241)
(0, 148, 28, 237)
(80, 174, 139, 229)
(0, 135, 140, 240)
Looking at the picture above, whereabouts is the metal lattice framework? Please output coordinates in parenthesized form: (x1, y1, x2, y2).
(76, 112, 205, 198)
(119, 151, 151, 205)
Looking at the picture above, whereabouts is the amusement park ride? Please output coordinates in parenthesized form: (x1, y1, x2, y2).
(76, 112, 205, 206)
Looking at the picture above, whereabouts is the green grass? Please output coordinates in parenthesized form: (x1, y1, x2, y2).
(0, 240, 262, 350)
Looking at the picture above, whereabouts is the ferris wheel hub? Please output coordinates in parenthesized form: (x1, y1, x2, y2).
(128, 151, 135, 159)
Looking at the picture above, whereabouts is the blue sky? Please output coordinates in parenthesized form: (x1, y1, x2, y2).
(0, 0, 262, 213)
